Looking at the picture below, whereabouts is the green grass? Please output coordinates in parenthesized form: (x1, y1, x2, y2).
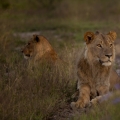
(72, 94, 120, 120)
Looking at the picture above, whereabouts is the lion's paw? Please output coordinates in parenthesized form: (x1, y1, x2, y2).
(70, 100, 86, 109)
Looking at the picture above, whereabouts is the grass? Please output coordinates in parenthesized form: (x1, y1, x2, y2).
(0, 0, 120, 119)
(0, 32, 78, 119)
(72, 92, 120, 120)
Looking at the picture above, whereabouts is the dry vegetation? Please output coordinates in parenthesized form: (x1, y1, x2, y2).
(0, 31, 79, 120)
(0, 0, 120, 120)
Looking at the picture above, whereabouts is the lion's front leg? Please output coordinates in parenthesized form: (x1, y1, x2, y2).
(97, 85, 109, 95)
(71, 84, 90, 109)
(88, 96, 102, 107)
(88, 85, 109, 107)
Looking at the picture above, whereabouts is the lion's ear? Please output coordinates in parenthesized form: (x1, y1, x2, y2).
(33, 34, 40, 42)
(107, 31, 117, 41)
(84, 32, 95, 44)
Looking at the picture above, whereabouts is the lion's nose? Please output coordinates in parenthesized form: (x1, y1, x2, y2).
(21, 50, 23, 53)
(105, 54, 112, 58)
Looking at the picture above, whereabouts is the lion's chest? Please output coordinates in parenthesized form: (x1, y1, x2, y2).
(78, 62, 111, 97)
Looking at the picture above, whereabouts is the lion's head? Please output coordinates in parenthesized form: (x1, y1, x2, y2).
(22, 35, 58, 61)
(84, 31, 117, 66)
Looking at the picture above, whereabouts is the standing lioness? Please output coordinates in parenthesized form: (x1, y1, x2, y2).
(71, 31, 120, 108)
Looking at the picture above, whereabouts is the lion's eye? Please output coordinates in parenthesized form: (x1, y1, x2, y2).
(97, 44, 102, 48)
(110, 44, 113, 48)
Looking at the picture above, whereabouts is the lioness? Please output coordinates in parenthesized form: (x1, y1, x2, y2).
(71, 31, 120, 109)
(22, 35, 59, 64)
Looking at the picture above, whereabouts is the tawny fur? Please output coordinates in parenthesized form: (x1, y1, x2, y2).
(22, 35, 59, 64)
(71, 31, 120, 108)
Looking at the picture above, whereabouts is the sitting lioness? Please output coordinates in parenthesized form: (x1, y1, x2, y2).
(71, 31, 120, 109)
(22, 35, 59, 64)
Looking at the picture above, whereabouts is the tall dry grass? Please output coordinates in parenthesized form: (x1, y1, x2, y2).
(0, 30, 81, 120)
